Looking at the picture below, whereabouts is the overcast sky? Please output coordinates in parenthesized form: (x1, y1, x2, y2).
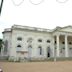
(0, 0, 72, 38)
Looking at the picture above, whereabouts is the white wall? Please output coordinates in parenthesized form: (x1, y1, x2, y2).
(11, 29, 54, 58)
(2, 32, 12, 56)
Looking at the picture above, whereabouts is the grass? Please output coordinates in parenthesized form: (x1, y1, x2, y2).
(1, 57, 72, 62)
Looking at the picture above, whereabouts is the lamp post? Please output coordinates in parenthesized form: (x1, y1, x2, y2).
(0, 0, 3, 15)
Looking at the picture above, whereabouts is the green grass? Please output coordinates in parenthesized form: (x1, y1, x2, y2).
(29, 57, 72, 62)
(1, 57, 72, 62)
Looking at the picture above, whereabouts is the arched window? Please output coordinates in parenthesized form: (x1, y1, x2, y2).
(28, 45, 32, 48)
(27, 37, 33, 43)
(17, 37, 22, 41)
(17, 45, 21, 48)
(47, 47, 51, 57)
(47, 40, 50, 43)
(16, 44, 22, 51)
(47, 47, 50, 52)
(62, 41, 65, 44)
(38, 46, 42, 55)
(69, 42, 72, 45)
(55, 41, 56, 44)
(38, 39, 42, 42)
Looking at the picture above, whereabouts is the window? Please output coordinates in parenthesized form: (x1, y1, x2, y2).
(62, 41, 65, 44)
(38, 39, 42, 42)
(69, 48, 72, 50)
(55, 47, 57, 49)
(47, 40, 50, 43)
(47, 47, 51, 57)
(17, 45, 21, 48)
(28, 45, 32, 58)
(55, 41, 56, 44)
(63, 47, 65, 49)
(17, 37, 22, 41)
(16, 44, 22, 51)
(69, 42, 72, 45)
(28, 45, 32, 48)
(60, 49, 62, 53)
(38, 46, 42, 55)
(27, 37, 33, 43)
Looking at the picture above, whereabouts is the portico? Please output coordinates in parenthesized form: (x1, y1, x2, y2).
(54, 33, 72, 57)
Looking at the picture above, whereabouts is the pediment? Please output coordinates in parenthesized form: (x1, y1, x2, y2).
(56, 26, 72, 32)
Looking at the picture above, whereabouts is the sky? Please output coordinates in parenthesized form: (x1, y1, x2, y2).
(0, 0, 72, 38)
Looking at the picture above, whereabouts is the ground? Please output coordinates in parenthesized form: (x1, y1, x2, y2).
(0, 61, 72, 72)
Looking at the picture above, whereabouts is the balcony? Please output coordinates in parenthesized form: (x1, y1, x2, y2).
(16, 48, 28, 53)
(16, 48, 22, 51)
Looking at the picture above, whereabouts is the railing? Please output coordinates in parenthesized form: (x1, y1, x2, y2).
(16, 48, 22, 51)
(16, 48, 28, 52)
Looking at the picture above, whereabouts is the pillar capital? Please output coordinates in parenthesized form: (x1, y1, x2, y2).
(65, 35, 68, 37)
(55, 34, 60, 37)
(53, 34, 60, 37)
(57, 34, 60, 36)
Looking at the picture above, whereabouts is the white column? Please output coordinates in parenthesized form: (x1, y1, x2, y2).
(56, 35, 60, 57)
(52, 36, 55, 57)
(65, 35, 68, 57)
(53, 36, 57, 61)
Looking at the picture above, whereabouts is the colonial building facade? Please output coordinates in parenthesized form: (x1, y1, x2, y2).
(1, 25, 72, 61)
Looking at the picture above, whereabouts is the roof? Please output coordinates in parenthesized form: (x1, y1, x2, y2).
(12, 24, 53, 32)
(3, 25, 72, 33)
(2, 28, 12, 33)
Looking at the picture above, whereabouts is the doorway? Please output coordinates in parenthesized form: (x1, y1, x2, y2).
(28, 45, 32, 59)
(47, 47, 50, 57)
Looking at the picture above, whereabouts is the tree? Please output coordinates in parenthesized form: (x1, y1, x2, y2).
(0, 39, 3, 52)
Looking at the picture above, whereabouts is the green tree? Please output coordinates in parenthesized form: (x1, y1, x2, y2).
(0, 39, 3, 52)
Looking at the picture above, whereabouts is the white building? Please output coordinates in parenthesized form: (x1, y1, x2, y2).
(1, 25, 72, 61)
